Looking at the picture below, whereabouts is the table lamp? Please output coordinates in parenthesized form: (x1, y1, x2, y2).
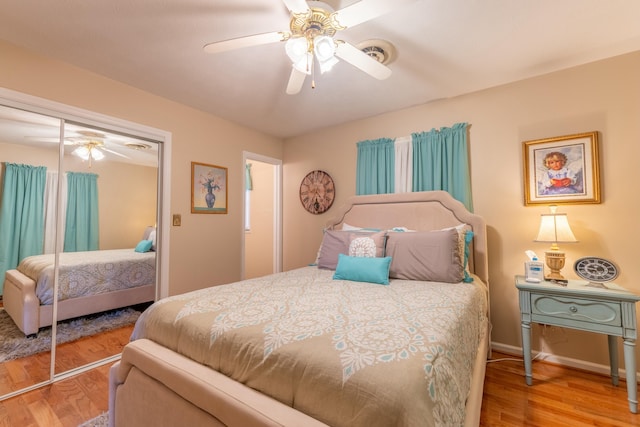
(534, 205, 578, 282)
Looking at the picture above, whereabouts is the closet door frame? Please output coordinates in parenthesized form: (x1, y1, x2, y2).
(0, 87, 172, 398)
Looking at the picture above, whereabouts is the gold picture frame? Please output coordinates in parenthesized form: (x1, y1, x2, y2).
(523, 131, 600, 206)
(191, 161, 228, 214)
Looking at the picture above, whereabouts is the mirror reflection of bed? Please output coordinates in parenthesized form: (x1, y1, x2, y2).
(0, 105, 160, 394)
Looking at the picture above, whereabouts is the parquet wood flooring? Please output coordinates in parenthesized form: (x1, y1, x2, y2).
(0, 325, 132, 426)
(2, 348, 640, 426)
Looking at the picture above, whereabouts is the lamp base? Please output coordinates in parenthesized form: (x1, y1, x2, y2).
(544, 250, 568, 284)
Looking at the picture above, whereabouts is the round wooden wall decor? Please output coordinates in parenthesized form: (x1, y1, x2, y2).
(299, 170, 335, 214)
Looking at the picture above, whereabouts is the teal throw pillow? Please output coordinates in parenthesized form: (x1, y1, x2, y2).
(333, 254, 392, 285)
(135, 239, 153, 253)
(463, 230, 474, 283)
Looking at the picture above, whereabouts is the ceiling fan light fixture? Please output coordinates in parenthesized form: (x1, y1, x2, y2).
(73, 145, 91, 161)
(313, 35, 338, 73)
(73, 141, 104, 165)
(91, 148, 105, 161)
(313, 35, 335, 60)
(318, 54, 338, 74)
(285, 37, 309, 63)
(292, 52, 313, 74)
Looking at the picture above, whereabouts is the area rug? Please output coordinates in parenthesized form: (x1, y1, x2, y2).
(0, 306, 144, 362)
(79, 412, 108, 427)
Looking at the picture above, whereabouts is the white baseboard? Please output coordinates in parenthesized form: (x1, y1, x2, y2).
(490, 341, 640, 381)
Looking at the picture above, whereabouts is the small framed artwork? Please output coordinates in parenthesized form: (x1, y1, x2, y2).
(523, 131, 600, 206)
(191, 161, 228, 214)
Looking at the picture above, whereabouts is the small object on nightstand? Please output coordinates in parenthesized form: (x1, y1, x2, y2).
(533, 205, 578, 283)
(574, 256, 619, 288)
(524, 251, 544, 282)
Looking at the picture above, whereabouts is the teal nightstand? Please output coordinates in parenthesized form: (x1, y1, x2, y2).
(516, 275, 640, 413)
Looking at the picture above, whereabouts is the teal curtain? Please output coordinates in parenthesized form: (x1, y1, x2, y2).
(0, 163, 47, 294)
(64, 172, 99, 252)
(245, 163, 253, 191)
(356, 138, 395, 195)
(412, 123, 473, 211)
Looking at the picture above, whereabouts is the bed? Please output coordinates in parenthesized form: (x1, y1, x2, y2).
(2, 229, 157, 337)
(109, 191, 490, 427)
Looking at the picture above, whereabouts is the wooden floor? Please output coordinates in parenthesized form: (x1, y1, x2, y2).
(1, 347, 640, 426)
(481, 353, 640, 426)
(0, 325, 133, 427)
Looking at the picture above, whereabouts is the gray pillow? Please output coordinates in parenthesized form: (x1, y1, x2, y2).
(386, 229, 464, 283)
(317, 230, 386, 270)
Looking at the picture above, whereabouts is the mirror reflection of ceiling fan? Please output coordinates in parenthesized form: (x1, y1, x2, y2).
(27, 130, 153, 168)
(203, 0, 417, 94)
(67, 131, 127, 167)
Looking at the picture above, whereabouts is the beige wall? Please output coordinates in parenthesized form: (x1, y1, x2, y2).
(0, 40, 283, 295)
(0, 142, 156, 249)
(244, 161, 275, 279)
(283, 51, 640, 368)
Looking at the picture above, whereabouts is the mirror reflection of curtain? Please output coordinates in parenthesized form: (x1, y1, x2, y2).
(43, 171, 67, 254)
(0, 163, 46, 294)
(63, 172, 99, 252)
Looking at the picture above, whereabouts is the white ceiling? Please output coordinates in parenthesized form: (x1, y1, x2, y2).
(1, 0, 639, 139)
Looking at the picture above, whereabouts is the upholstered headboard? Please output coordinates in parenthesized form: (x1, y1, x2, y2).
(325, 191, 489, 286)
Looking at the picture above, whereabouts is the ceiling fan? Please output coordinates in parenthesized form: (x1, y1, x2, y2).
(66, 131, 131, 167)
(203, 0, 416, 94)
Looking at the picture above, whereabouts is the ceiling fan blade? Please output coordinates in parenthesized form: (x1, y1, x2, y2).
(281, 0, 310, 14)
(23, 136, 60, 144)
(286, 68, 307, 95)
(101, 147, 130, 159)
(334, 0, 417, 28)
(204, 31, 289, 54)
(335, 42, 392, 80)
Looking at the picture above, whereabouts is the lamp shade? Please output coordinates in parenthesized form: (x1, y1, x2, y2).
(534, 213, 578, 243)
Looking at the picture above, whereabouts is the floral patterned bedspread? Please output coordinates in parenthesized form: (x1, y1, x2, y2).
(132, 266, 487, 427)
(17, 249, 156, 304)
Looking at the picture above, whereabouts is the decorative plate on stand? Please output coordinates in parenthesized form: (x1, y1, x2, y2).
(574, 257, 619, 287)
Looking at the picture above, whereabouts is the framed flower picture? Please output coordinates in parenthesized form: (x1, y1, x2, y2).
(191, 161, 228, 214)
(523, 131, 600, 206)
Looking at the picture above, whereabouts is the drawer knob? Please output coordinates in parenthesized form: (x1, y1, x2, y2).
(570, 306, 578, 313)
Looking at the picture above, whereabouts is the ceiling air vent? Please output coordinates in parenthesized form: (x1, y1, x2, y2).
(357, 39, 396, 65)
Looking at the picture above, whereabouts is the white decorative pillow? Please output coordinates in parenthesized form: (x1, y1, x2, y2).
(148, 230, 157, 251)
(142, 226, 157, 251)
(348, 235, 378, 257)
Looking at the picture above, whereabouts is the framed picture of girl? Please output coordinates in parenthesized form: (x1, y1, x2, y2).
(523, 131, 600, 206)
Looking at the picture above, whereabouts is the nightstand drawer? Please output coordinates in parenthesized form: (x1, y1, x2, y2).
(531, 294, 621, 326)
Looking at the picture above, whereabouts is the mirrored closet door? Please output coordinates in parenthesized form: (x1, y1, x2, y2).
(0, 101, 162, 399)
(0, 105, 60, 396)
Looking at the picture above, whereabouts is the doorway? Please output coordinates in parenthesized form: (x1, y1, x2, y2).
(242, 152, 282, 280)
